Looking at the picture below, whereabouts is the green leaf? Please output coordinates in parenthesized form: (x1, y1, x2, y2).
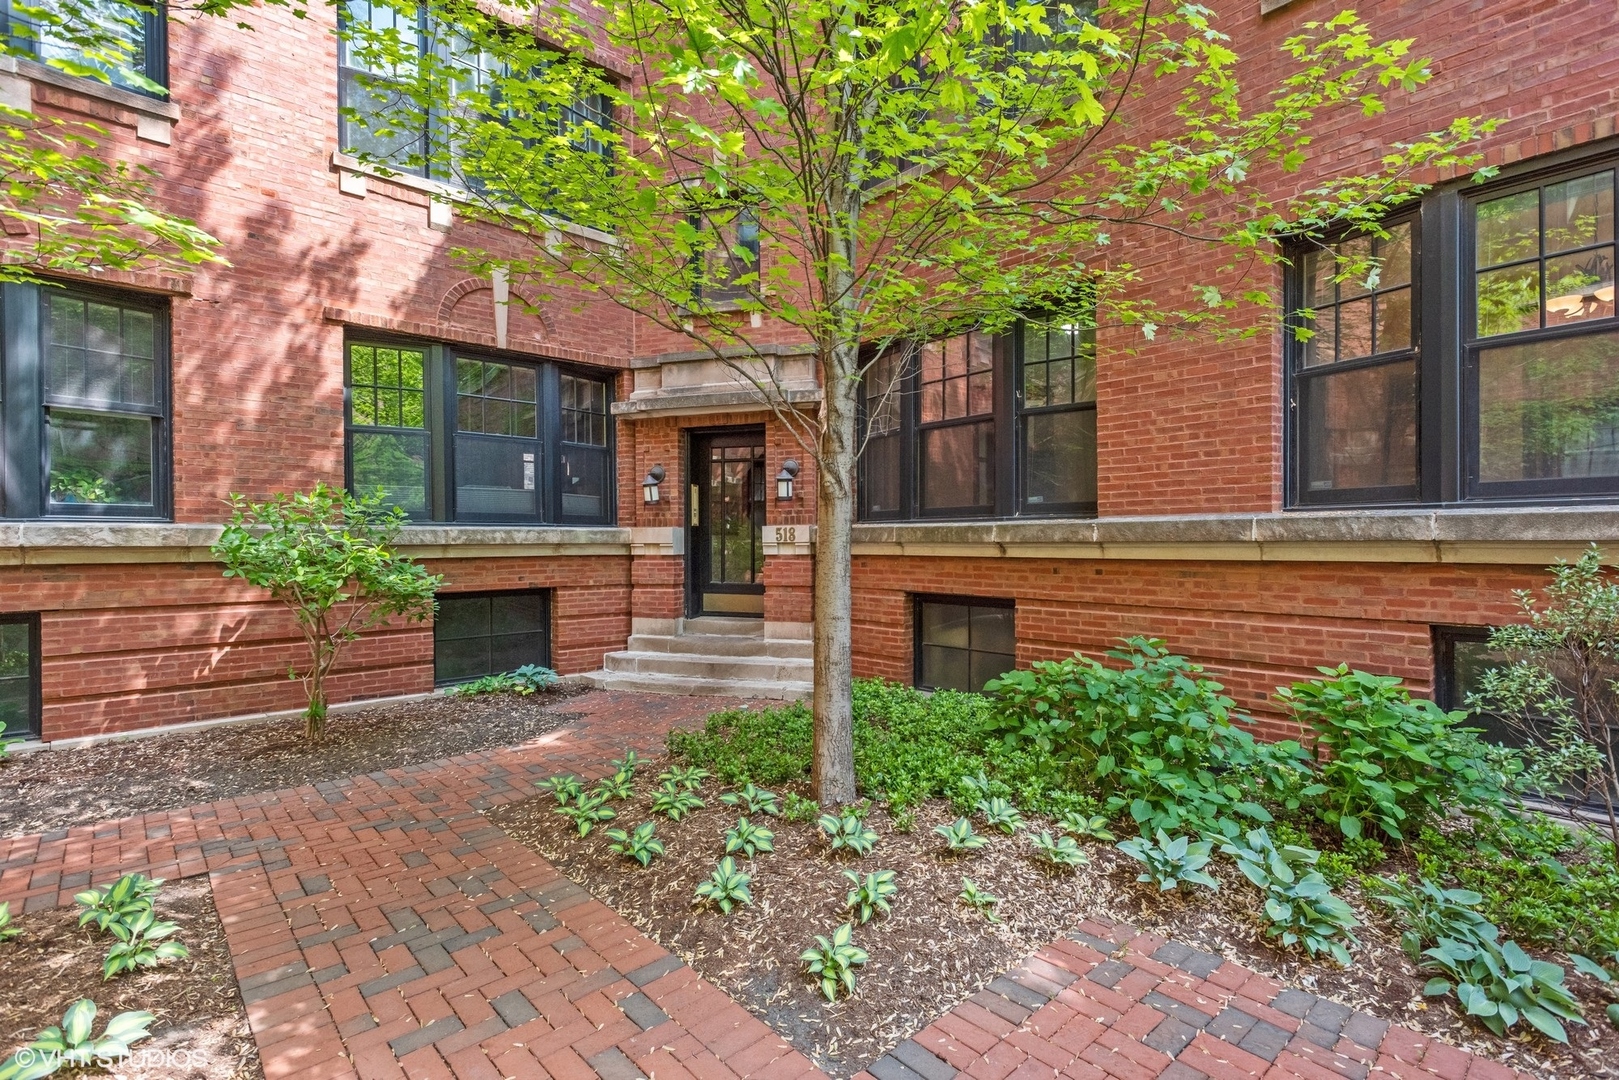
(1570, 954, 1614, 983)
(62, 1000, 96, 1046)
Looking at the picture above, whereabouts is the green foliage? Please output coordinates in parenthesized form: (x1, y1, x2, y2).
(719, 783, 780, 816)
(101, 907, 188, 980)
(1371, 876, 1505, 961)
(0, 733, 16, 761)
(934, 817, 987, 854)
(538, 774, 583, 805)
(1344, 836, 1389, 869)
(1316, 852, 1354, 889)
(1057, 812, 1116, 842)
(447, 665, 558, 697)
(800, 923, 867, 1001)
(611, 750, 643, 777)
(604, 822, 665, 867)
(843, 869, 897, 924)
(0, 901, 18, 943)
(987, 639, 1308, 838)
(594, 768, 637, 802)
(818, 810, 878, 856)
(556, 792, 615, 837)
(724, 817, 775, 859)
(1570, 953, 1615, 983)
(658, 765, 711, 790)
(1278, 666, 1510, 842)
(1221, 829, 1359, 965)
(889, 805, 917, 833)
(781, 792, 820, 823)
(958, 878, 1000, 922)
(1030, 830, 1087, 869)
(74, 874, 161, 933)
(650, 781, 705, 821)
(0, 1000, 154, 1080)
(1117, 830, 1219, 893)
(212, 485, 440, 740)
(694, 857, 752, 914)
(977, 796, 1025, 835)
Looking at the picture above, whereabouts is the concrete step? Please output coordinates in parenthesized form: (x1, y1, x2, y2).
(681, 616, 765, 636)
(626, 633, 814, 660)
(582, 669, 812, 701)
(604, 650, 812, 682)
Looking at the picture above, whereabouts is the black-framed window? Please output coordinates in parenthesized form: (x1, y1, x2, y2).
(915, 596, 1015, 692)
(343, 335, 615, 525)
(689, 209, 760, 305)
(859, 317, 1097, 520)
(0, 613, 39, 739)
(1, 0, 167, 97)
(433, 589, 549, 684)
(0, 282, 170, 519)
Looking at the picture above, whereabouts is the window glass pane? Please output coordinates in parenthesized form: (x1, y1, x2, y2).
(862, 433, 902, 514)
(1302, 248, 1334, 308)
(1544, 247, 1615, 327)
(920, 332, 992, 423)
(1374, 287, 1413, 354)
(1301, 307, 1335, 369)
(560, 445, 607, 519)
(1376, 223, 1413, 288)
(490, 592, 548, 634)
(1336, 236, 1372, 298)
(489, 632, 546, 673)
(1543, 171, 1613, 254)
(921, 645, 970, 692)
(1337, 296, 1373, 361)
(921, 421, 994, 512)
(920, 602, 970, 649)
(433, 635, 489, 683)
(458, 358, 538, 437)
(1298, 360, 1417, 493)
(0, 620, 34, 738)
(348, 343, 426, 429)
(1024, 408, 1097, 507)
(435, 595, 489, 640)
(433, 591, 550, 684)
(918, 599, 1015, 692)
(46, 410, 154, 507)
(44, 295, 158, 408)
(10, 0, 155, 91)
(1476, 262, 1541, 338)
(971, 606, 1015, 656)
(351, 430, 428, 514)
(1477, 330, 1619, 483)
(561, 374, 609, 447)
(1476, 189, 1540, 268)
(969, 650, 1016, 694)
(455, 434, 538, 518)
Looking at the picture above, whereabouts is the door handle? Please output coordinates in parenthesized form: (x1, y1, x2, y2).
(690, 484, 700, 527)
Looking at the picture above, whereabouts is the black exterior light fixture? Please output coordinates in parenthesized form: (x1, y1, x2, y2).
(642, 464, 666, 505)
(776, 459, 799, 501)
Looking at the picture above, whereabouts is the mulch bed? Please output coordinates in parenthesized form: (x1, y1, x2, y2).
(0, 876, 260, 1080)
(0, 687, 586, 838)
(490, 766, 1619, 1080)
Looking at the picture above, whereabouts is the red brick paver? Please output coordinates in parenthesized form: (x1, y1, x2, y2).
(0, 692, 1538, 1080)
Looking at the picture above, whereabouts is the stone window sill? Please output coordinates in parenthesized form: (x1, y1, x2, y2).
(0, 55, 179, 144)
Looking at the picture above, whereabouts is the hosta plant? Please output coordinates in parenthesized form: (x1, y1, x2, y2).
(610, 750, 642, 776)
(538, 774, 583, 805)
(595, 767, 636, 801)
(0, 1000, 154, 1080)
(102, 908, 189, 980)
(651, 780, 705, 821)
(719, 783, 781, 816)
(977, 797, 1025, 834)
(1368, 877, 1499, 962)
(934, 817, 988, 853)
(75, 874, 161, 933)
(1058, 812, 1117, 842)
(694, 857, 753, 914)
(1116, 831, 1218, 892)
(604, 822, 665, 867)
(958, 878, 1000, 922)
(658, 765, 711, 791)
(1222, 829, 1358, 964)
(843, 869, 897, 924)
(556, 792, 615, 837)
(800, 923, 868, 1001)
(724, 817, 775, 859)
(1420, 936, 1585, 1042)
(818, 811, 879, 856)
(0, 901, 19, 943)
(1030, 830, 1088, 869)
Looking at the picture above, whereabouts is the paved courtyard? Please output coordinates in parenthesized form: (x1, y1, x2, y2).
(0, 692, 1527, 1080)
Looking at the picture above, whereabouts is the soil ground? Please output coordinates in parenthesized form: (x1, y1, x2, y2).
(0, 876, 260, 1080)
(0, 687, 585, 838)
(491, 768, 1619, 1080)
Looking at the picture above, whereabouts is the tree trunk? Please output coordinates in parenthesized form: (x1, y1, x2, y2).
(305, 639, 332, 742)
(811, 338, 860, 807)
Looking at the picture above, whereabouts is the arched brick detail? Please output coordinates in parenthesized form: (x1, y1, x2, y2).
(437, 276, 555, 338)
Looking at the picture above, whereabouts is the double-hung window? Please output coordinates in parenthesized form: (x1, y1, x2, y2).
(0, 282, 169, 519)
(1, 0, 166, 95)
(859, 317, 1097, 520)
(1287, 151, 1619, 506)
(344, 336, 615, 524)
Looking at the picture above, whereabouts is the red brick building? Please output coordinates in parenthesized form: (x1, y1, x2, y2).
(1, 0, 1617, 743)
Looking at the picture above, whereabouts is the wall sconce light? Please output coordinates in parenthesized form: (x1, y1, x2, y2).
(775, 459, 800, 501)
(642, 464, 665, 505)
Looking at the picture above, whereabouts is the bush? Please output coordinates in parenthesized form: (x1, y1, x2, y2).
(1278, 666, 1511, 842)
(987, 638, 1310, 837)
(447, 665, 557, 696)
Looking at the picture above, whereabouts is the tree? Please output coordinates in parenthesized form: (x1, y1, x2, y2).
(1471, 545, 1619, 852)
(342, 0, 1488, 803)
(212, 484, 441, 740)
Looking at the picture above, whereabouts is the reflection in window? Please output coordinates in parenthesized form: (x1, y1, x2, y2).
(1019, 318, 1096, 510)
(0, 616, 35, 738)
(1, 0, 164, 94)
(1476, 170, 1615, 337)
(919, 332, 994, 513)
(1477, 329, 1619, 483)
(434, 590, 549, 684)
(456, 358, 540, 520)
(559, 373, 608, 519)
(860, 347, 906, 517)
(916, 598, 1015, 692)
(347, 342, 429, 515)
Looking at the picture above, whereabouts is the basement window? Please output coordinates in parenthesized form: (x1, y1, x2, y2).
(915, 596, 1015, 693)
(434, 590, 550, 685)
(0, 614, 39, 739)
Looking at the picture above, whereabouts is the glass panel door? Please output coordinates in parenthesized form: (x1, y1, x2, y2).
(689, 429, 765, 616)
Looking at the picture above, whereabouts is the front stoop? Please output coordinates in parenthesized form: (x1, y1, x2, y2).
(584, 616, 813, 700)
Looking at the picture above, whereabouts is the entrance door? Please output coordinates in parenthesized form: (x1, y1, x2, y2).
(689, 428, 766, 617)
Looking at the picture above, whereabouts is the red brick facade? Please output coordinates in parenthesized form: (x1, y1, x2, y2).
(4, 0, 1619, 741)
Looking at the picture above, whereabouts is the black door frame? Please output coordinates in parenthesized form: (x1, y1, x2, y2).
(686, 425, 767, 618)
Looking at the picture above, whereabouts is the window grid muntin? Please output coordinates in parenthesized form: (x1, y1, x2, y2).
(560, 372, 608, 447)
(0, 0, 166, 95)
(456, 358, 538, 438)
(432, 590, 550, 685)
(0, 613, 39, 739)
(914, 596, 1016, 693)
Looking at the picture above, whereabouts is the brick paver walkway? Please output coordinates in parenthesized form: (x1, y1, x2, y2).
(0, 691, 1529, 1080)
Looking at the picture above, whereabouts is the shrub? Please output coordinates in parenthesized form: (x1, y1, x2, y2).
(818, 810, 878, 856)
(212, 485, 440, 740)
(604, 822, 664, 867)
(801, 923, 867, 1000)
(958, 878, 1000, 921)
(447, 665, 557, 696)
(1117, 830, 1218, 892)
(1221, 828, 1358, 964)
(650, 781, 705, 821)
(724, 817, 775, 858)
(719, 783, 780, 816)
(843, 869, 897, 924)
(934, 817, 987, 854)
(987, 638, 1309, 838)
(0, 1000, 154, 1078)
(102, 908, 188, 980)
(694, 858, 752, 914)
(1278, 666, 1509, 842)
(1030, 830, 1087, 869)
